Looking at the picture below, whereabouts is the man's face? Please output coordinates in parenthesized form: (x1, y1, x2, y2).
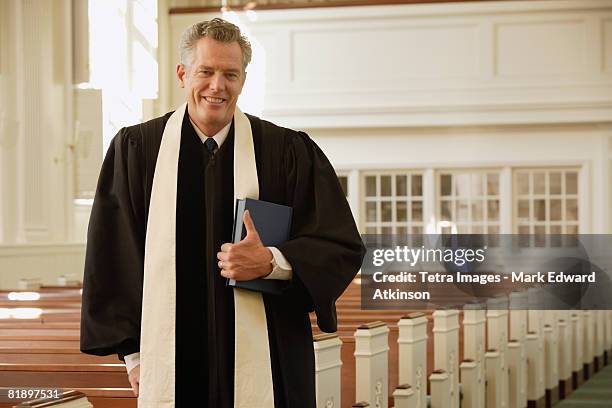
(177, 37, 246, 136)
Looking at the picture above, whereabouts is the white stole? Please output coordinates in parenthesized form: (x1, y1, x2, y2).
(139, 102, 274, 408)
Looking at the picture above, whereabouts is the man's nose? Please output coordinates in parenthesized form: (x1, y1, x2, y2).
(209, 74, 225, 92)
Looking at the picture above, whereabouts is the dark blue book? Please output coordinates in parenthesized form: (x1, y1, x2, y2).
(227, 198, 293, 295)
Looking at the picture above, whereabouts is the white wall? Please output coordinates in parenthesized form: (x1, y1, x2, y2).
(0, 244, 85, 289)
(166, 0, 612, 128)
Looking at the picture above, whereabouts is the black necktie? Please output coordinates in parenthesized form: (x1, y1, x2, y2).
(205, 138, 218, 155)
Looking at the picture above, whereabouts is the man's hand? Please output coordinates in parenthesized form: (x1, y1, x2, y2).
(128, 365, 140, 396)
(217, 210, 273, 281)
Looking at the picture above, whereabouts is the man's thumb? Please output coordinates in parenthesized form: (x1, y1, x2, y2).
(243, 210, 259, 240)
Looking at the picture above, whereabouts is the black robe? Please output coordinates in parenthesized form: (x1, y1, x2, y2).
(80, 109, 365, 407)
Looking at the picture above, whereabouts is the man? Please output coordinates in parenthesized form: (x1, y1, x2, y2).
(80, 18, 364, 408)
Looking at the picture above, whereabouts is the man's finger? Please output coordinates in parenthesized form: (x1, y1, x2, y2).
(217, 251, 228, 261)
(242, 210, 259, 239)
(220, 243, 233, 253)
(219, 268, 234, 279)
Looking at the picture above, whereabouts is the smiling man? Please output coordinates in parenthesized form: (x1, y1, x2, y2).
(80, 18, 364, 408)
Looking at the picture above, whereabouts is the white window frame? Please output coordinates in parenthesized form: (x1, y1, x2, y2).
(359, 170, 426, 234)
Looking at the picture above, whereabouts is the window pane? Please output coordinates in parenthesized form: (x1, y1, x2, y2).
(517, 173, 530, 195)
(550, 173, 561, 195)
(457, 224, 470, 234)
(396, 175, 407, 196)
(381, 201, 392, 222)
(397, 201, 407, 222)
(381, 227, 392, 234)
(534, 173, 546, 195)
(518, 225, 530, 234)
(535, 199, 546, 221)
(456, 200, 469, 222)
(487, 200, 500, 221)
(441, 175, 452, 196)
(455, 174, 471, 197)
(471, 174, 483, 197)
(338, 176, 348, 197)
(381, 176, 392, 196)
(472, 225, 483, 233)
(550, 199, 562, 221)
(472, 201, 483, 222)
(518, 200, 530, 220)
(396, 226, 407, 235)
(366, 202, 377, 222)
(441, 200, 452, 221)
(366, 176, 376, 197)
(411, 175, 423, 196)
(566, 172, 578, 195)
(534, 226, 546, 247)
(550, 226, 562, 247)
(487, 173, 499, 196)
(365, 226, 377, 234)
(566, 225, 578, 234)
(412, 201, 423, 222)
(566, 199, 578, 221)
(488, 225, 499, 234)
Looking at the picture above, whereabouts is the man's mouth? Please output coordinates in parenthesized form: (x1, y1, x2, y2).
(203, 96, 226, 104)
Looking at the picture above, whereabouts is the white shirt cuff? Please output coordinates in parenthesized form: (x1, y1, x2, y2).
(124, 352, 140, 373)
(265, 247, 293, 280)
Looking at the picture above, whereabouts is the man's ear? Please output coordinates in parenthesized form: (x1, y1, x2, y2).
(176, 64, 186, 88)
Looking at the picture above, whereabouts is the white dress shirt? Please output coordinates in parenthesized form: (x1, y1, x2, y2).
(124, 117, 293, 373)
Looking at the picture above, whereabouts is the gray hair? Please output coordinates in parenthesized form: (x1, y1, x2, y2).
(179, 18, 252, 71)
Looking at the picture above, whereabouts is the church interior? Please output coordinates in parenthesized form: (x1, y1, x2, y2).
(1, 0, 612, 406)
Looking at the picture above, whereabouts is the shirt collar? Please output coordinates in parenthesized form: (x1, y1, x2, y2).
(189, 116, 232, 149)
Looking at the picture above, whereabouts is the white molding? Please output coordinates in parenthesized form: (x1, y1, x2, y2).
(0, 242, 85, 257)
(241, 1, 612, 24)
(264, 101, 612, 129)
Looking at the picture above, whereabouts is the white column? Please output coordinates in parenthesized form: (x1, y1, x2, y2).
(355, 321, 390, 408)
(432, 310, 460, 408)
(596, 310, 605, 366)
(462, 305, 485, 408)
(485, 350, 502, 408)
(487, 296, 509, 408)
(571, 312, 583, 386)
(2, 0, 73, 244)
(507, 341, 524, 408)
(583, 311, 594, 378)
(527, 305, 546, 400)
(392, 384, 416, 408)
(542, 310, 559, 401)
(557, 314, 572, 396)
(509, 291, 528, 408)
(526, 332, 545, 405)
(460, 360, 478, 408)
(543, 325, 557, 405)
(314, 333, 343, 408)
(429, 370, 450, 408)
(398, 313, 428, 408)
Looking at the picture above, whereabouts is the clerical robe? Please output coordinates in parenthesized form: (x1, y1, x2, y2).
(80, 109, 365, 407)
